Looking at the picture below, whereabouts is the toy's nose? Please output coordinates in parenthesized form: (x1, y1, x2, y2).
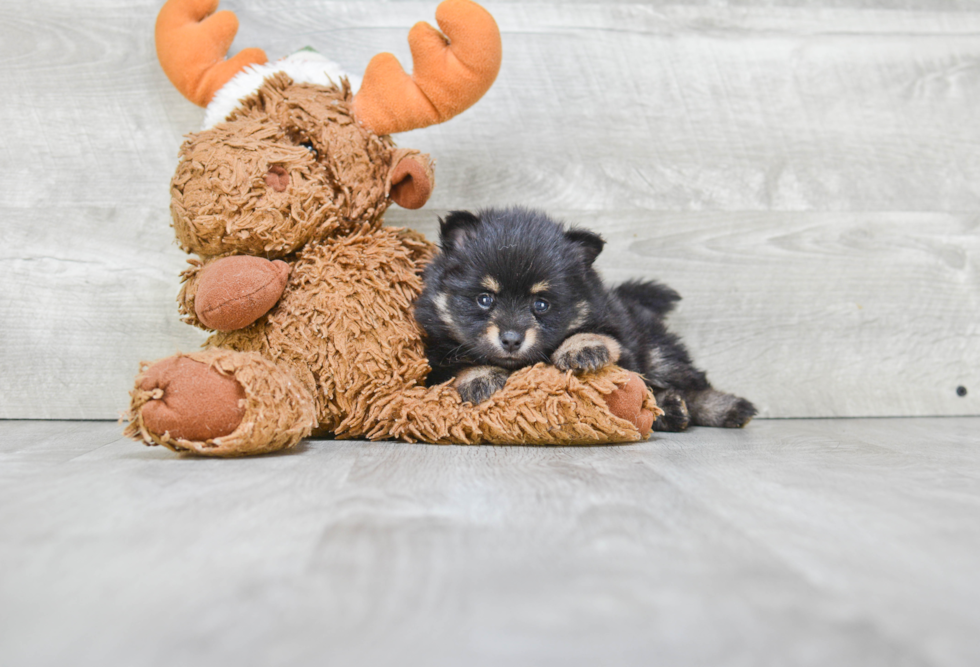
(264, 166, 289, 192)
(500, 330, 523, 353)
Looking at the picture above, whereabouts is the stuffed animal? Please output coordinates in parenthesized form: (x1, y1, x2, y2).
(124, 0, 660, 456)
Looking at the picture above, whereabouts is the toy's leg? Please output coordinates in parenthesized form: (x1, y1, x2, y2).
(125, 349, 316, 456)
(361, 365, 659, 446)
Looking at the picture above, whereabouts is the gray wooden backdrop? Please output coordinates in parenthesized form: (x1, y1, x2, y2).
(1, 0, 978, 420)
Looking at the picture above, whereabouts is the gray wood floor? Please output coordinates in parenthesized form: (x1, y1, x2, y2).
(2, 418, 978, 667)
(2, 0, 978, 420)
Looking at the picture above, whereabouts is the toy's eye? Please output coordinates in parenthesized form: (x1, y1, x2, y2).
(532, 298, 550, 314)
(300, 141, 319, 160)
(477, 293, 495, 309)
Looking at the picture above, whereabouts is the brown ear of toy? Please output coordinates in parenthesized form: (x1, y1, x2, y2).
(156, 0, 268, 106)
(353, 0, 502, 135)
(389, 153, 435, 209)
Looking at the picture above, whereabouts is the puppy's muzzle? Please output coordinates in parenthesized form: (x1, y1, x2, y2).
(499, 330, 523, 353)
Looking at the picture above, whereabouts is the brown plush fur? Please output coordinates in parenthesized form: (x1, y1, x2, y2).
(125, 75, 660, 456)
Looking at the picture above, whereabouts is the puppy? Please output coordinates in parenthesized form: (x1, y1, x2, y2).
(413, 207, 757, 430)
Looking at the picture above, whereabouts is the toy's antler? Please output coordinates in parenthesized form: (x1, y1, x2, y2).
(155, 0, 268, 106)
(352, 0, 502, 135)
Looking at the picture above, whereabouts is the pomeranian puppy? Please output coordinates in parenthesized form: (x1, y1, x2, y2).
(413, 207, 757, 431)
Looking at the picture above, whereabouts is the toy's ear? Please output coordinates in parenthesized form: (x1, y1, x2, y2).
(389, 152, 435, 209)
(439, 210, 481, 253)
(565, 228, 605, 267)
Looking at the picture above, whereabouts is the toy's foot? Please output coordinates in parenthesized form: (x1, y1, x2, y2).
(602, 373, 656, 438)
(126, 350, 316, 456)
(138, 356, 246, 441)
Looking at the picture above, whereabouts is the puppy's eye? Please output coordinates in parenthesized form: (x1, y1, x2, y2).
(477, 293, 495, 309)
(532, 298, 550, 314)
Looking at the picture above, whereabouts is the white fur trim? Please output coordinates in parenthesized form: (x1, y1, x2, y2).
(202, 51, 362, 130)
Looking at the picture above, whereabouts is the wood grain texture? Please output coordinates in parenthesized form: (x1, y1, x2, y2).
(1, 1, 978, 418)
(1, 418, 979, 666)
(0, 208, 208, 418)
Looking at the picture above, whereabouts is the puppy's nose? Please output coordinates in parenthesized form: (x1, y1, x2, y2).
(500, 330, 523, 353)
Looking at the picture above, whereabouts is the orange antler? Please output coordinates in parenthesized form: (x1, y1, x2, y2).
(155, 0, 268, 107)
(352, 0, 502, 135)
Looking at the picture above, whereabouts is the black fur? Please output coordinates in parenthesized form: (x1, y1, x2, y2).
(454, 367, 510, 404)
(413, 206, 757, 429)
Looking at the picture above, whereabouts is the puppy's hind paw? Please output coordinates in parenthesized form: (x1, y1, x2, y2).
(722, 398, 757, 429)
(651, 390, 690, 432)
(454, 366, 509, 404)
(552, 333, 621, 374)
(687, 389, 757, 428)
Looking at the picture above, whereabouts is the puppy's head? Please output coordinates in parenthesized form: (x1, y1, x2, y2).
(430, 207, 604, 369)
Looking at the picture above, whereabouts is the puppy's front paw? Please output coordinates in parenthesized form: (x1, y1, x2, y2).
(454, 366, 510, 404)
(551, 333, 622, 374)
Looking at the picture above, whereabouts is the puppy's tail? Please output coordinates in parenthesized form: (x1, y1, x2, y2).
(614, 280, 681, 317)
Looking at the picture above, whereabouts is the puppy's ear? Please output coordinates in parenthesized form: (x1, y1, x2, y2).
(565, 228, 605, 267)
(439, 210, 481, 253)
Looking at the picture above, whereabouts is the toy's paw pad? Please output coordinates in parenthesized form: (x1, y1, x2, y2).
(652, 390, 690, 432)
(139, 357, 246, 442)
(454, 366, 509, 404)
(552, 334, 621, 374)
(602, 373, 655, 438)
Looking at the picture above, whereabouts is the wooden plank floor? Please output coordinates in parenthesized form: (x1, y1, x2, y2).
(1, 418, 978, 666)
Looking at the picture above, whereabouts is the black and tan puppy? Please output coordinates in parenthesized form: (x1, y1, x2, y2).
(413, 207, 756, 431)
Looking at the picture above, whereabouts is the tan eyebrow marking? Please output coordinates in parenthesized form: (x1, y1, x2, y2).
(481, 275, 500, 292)
(530, 280, 550, 294)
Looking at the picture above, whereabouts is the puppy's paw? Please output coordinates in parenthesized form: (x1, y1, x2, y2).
(552, 333, 622, 374)
(651, 390, 690, 432)
(722, 397, 757, 428)
(454, 366, 510, 404)
(687, 389, 757, 428)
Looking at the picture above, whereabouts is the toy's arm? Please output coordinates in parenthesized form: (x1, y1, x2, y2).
(343, 364, 659, 446)
(179, 256, 290, 331)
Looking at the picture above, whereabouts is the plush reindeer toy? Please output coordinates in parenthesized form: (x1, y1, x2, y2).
(125, 0, 660, 456)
